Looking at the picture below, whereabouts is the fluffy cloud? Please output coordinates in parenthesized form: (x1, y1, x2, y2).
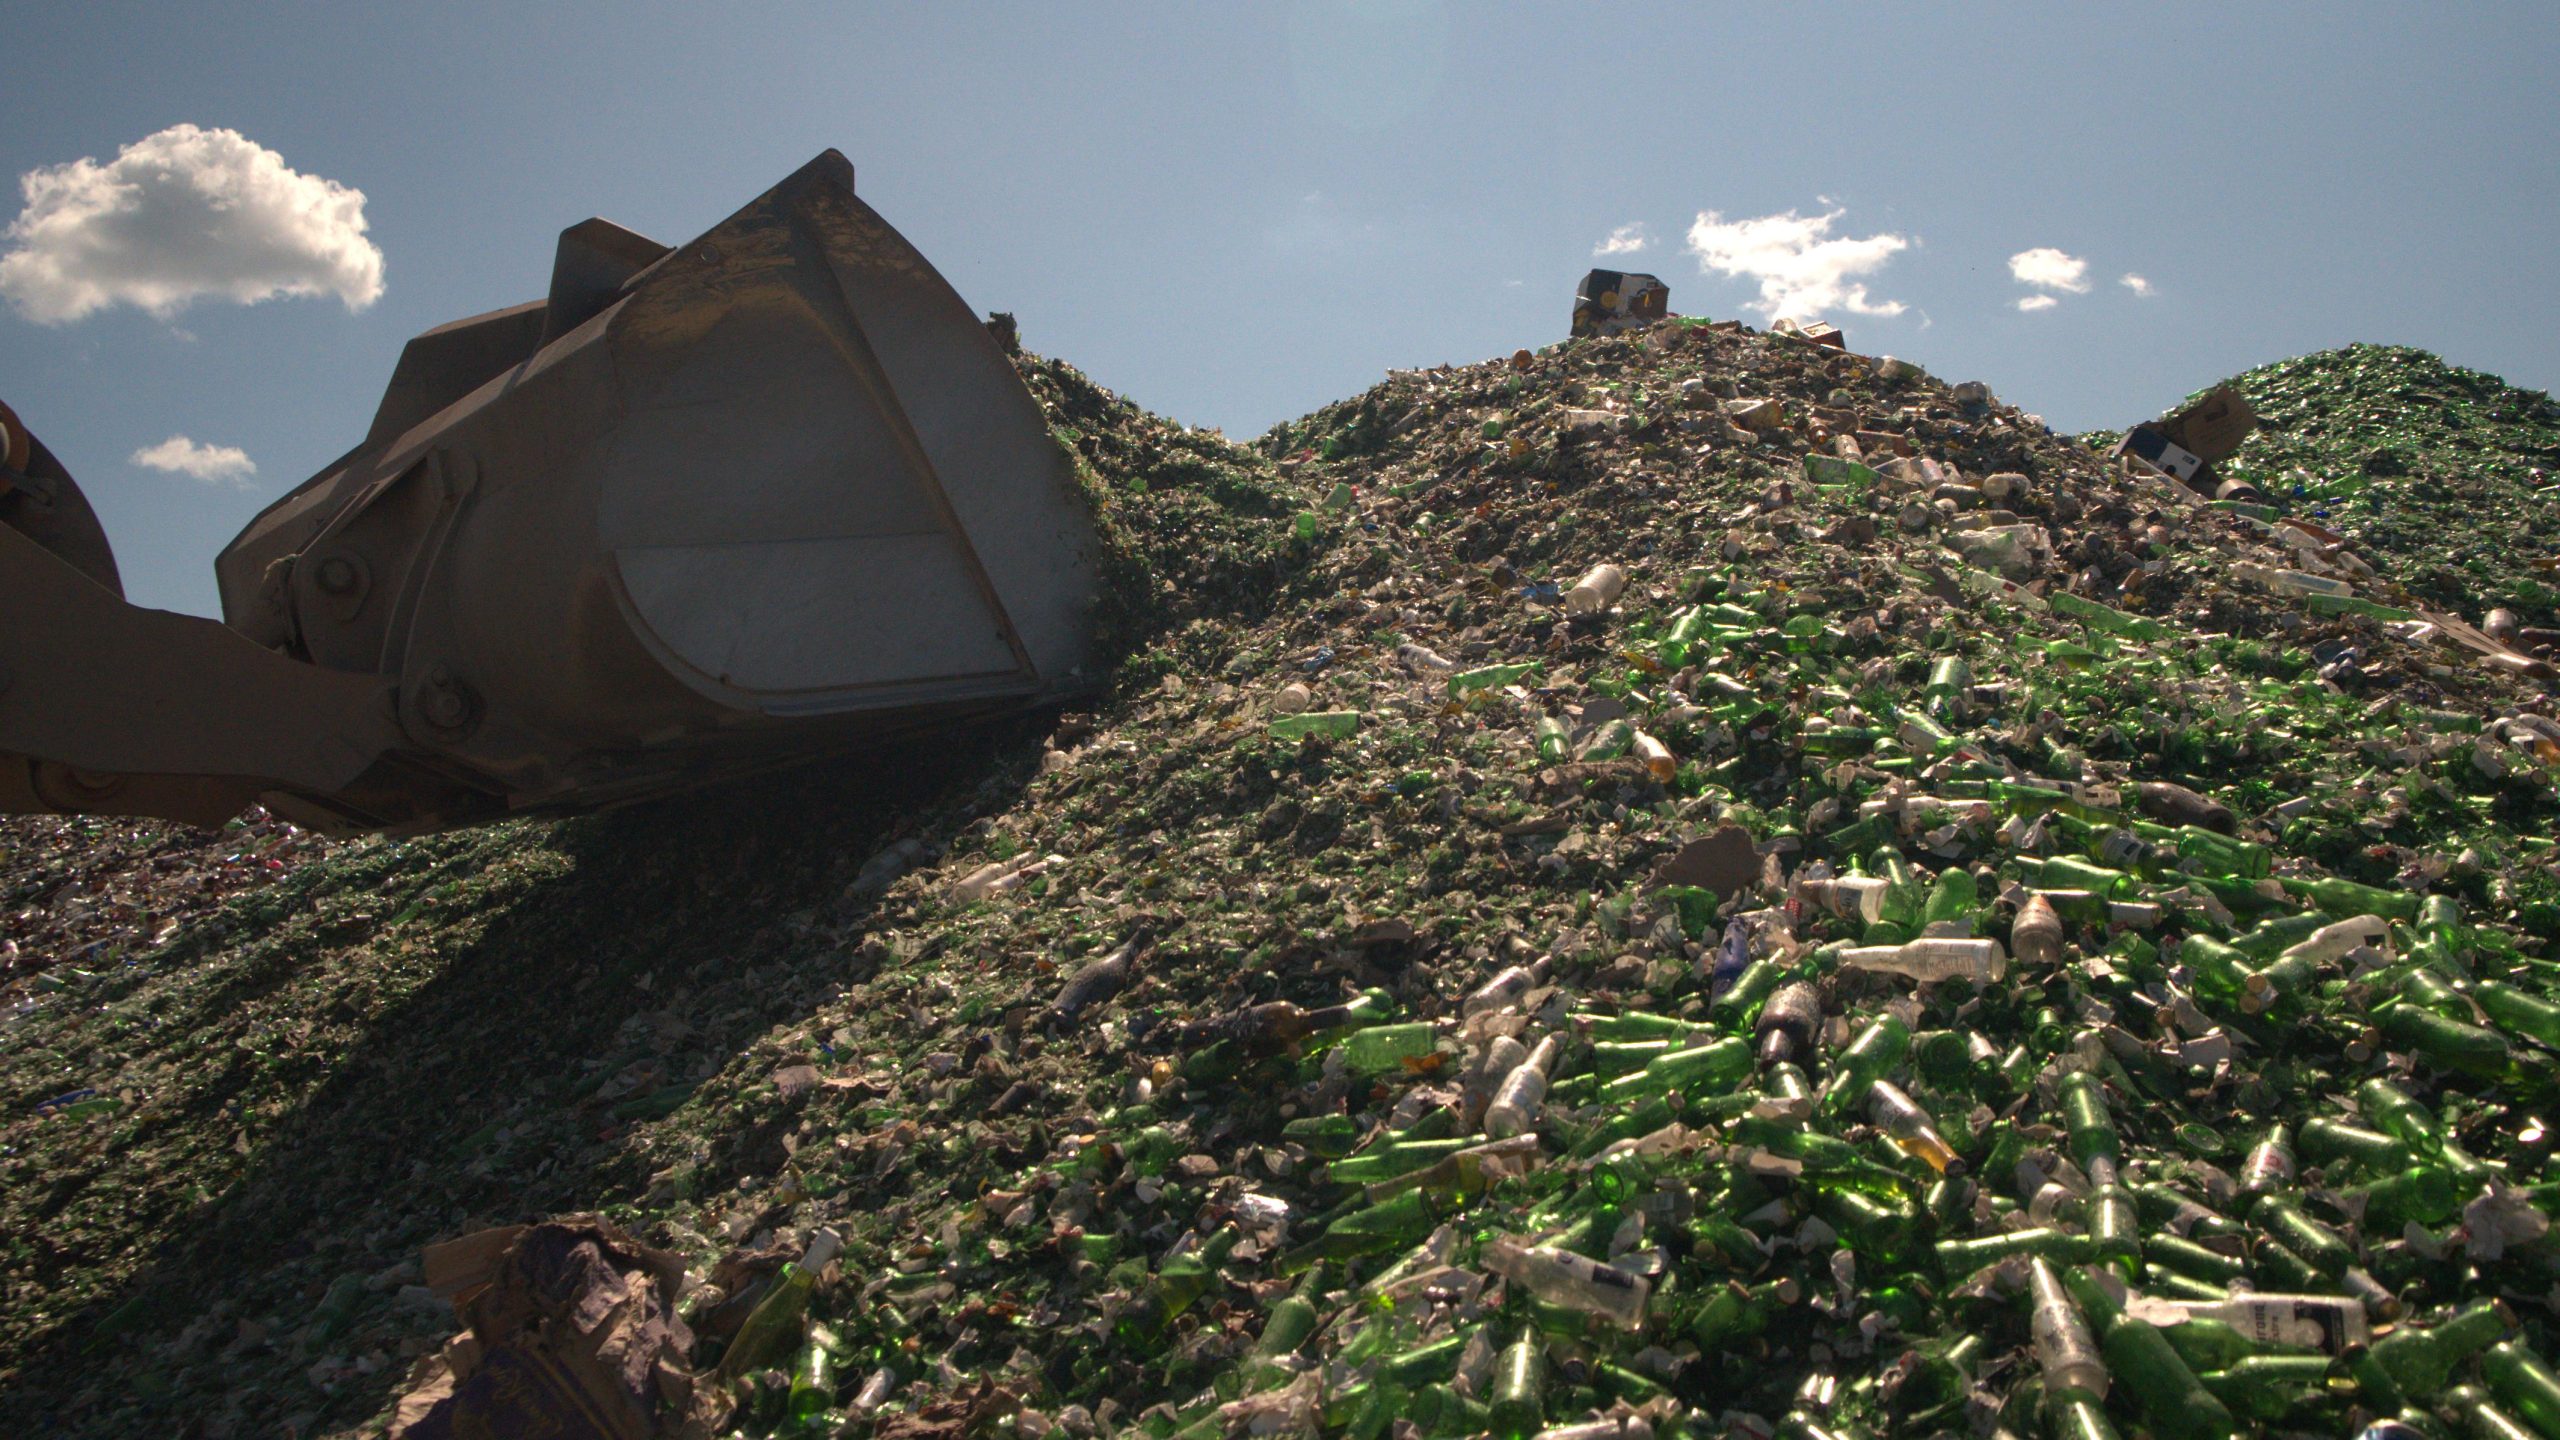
(1684, 207, 1909, 321)
(1593, 223, 1650, 257)
(130, 434, 256, 484)
(2121, 273, 2155, 297)
(2015, 295, 2059, 312)
(1, 125, 384, 325)
(2008, 247, 2091, 295)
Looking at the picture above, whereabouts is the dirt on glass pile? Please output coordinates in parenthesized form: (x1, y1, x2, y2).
(1, 326, 2556, 1440)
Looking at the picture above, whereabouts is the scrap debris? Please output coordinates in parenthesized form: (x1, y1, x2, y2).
(5, 324, 2559, 1440)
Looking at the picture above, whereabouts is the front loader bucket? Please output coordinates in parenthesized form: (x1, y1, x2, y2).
(1, 152, 1102, 834)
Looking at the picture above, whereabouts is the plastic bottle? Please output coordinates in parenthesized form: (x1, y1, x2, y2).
(2159, 1293, 2372, 1355)
(2277, 914, 2390, 967)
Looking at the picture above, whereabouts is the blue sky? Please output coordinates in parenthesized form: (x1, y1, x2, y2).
(5, 2, 2557, 616)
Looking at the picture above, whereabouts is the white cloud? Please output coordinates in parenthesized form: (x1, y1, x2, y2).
(2120, 272, 2155, 297)
(2008, 247, 2091, 295)
(1594, 222, 1650, 257)
(1684, 207, 1909, 321)
(131, 434, 256, 484)
(1, 124, 384, 325)
(2015, 295, 2059, 312)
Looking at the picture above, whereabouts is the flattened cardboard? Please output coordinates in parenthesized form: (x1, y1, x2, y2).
(2162, 387, 2258, 464)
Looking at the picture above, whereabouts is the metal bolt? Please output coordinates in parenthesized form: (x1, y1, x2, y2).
(314, 556, 359, 596)
(423, 686, 470, 729)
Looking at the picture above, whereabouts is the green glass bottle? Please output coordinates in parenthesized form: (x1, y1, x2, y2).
(2375, 1004, 2516, 1080)
(2146, 1232, 2248, 1285)
(2170, 826, 2270, 880)
(2447, 1383, 2543, 1440)
(2159, 1316, 2258, 1373)
(1923, 867, 1979, 930)
(1599, 1036, 1752, 1101)
(716, 1228, 844, 1382)
(2049, 1392, 2126, 1440)
(1282, 1114, 1363, 1157)
(1533, 716, 1571, 764)
(2179, 934, 2256, 1004)
(1491, 1327, 1546, 1440)
(1271, 709, 1361, 740)
(2298, 1117, 2414, 1173)
(2248, 1193, 2358, 1278)
(1710, 958, 1794, 1028)
(786, 1323, 839, 1423)
(1821, 1013, 1911, 1115)
(2087, 1185, 2140, 1272)
(1328, 1137, 1475, 1184)
(1340, 1022, 1441, 1077)
(1873, 847, 1925, 930)
(2062, 1265, 2237, 1440)
(2354, 1299, 2516, 1411)
(1276, 1190, 1443, 1272)
(2197, 1354, 2335, 1422)
(1243, 1266, 1328, 1389)
(2479, 1339, 2560, 1440)
(1814, 1185, 1918, 1265)
(2344, 1164, 2465, 1228)
(2474, 980, 2560, 1049)
(2344, 1076, 2447, 1142)
(2280, 874, 2420, 922)
(1935, 1228, 2093, 1277)
(2236, 1122, 2296, 1197)
(1116, 1227, 1241, 1343)
(1687, 1275, 1797, 1347)
(2036, 856, 2135, 897)
(2058, 1071, 2122, 1186)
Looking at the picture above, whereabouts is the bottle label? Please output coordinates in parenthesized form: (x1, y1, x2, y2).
(2231, 1297, 2355, 1353)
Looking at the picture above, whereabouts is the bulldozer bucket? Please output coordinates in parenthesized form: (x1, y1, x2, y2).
(1, 151, 1102, 834)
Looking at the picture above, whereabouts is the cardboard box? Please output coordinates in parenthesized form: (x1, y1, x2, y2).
(2162, 387, 2257, 464)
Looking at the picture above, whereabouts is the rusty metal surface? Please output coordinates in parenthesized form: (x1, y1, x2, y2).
(0, 152, 1101, 835)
